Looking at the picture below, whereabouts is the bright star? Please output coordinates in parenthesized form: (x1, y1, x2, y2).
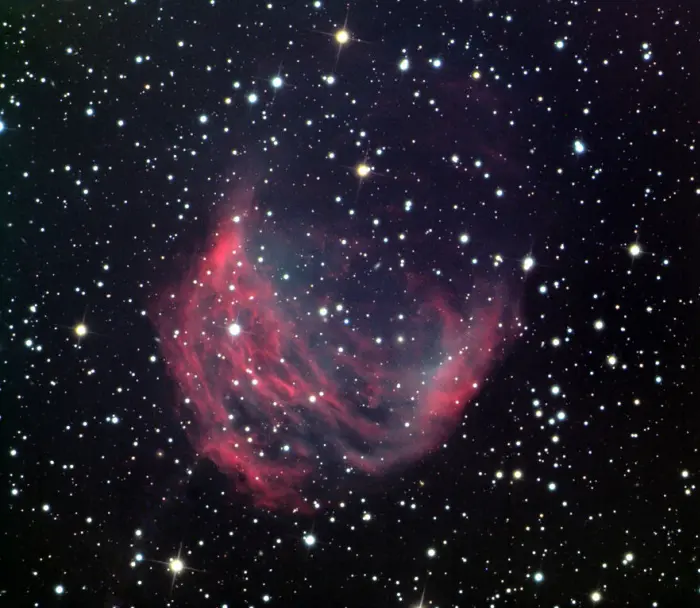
(335, 29, 350, 45)
(327, 6, 355, 73)
(355, 163, 371, 178)
(146, 542, 205, 594)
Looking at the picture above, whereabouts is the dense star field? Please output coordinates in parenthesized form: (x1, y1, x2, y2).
(1, 1, 698, 606)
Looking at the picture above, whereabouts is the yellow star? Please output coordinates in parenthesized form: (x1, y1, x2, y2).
(335, 29, 350, 45)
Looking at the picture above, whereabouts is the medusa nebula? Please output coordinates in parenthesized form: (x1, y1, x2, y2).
(150, 186, 517, 512)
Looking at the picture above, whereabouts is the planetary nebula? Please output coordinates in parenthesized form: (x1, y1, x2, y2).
(150, 187, 517, 512)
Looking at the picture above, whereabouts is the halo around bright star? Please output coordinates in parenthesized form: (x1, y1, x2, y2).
(522, 256, 535, 272)
(356, 163, 371, 178)
(335, 29, 350, 45)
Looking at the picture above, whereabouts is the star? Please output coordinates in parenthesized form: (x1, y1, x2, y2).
(355, 162, 371, 179)
(148, 542, 204, 594)
(628, 242, 642, 257)
(335, 29, 350, 46)
(331, 7, 352, 72)
(56, 305, 93, 344)
(312, 4, 363, 74)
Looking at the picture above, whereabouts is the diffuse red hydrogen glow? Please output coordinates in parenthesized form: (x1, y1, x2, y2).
(151, 190, 515, 512)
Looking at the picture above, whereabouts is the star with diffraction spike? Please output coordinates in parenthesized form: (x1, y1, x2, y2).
(149, 542, 205, 594)
(313, 4, 367, 74)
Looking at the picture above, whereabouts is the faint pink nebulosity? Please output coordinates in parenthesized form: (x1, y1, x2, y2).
(150, 186, 518, 512)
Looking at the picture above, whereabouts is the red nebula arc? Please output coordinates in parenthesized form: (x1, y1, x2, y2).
(150, 188, 517, 512)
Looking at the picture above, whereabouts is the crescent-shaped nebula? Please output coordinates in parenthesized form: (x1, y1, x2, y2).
(150, 186, 519, 512)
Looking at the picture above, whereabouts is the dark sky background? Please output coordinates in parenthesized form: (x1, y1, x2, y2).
(1, 0, 699, 606)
